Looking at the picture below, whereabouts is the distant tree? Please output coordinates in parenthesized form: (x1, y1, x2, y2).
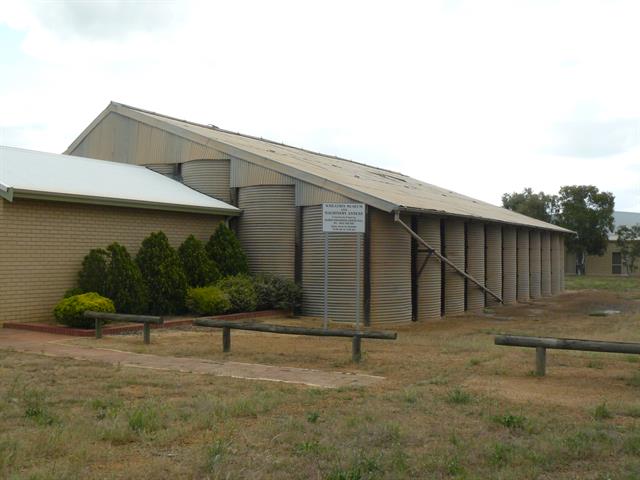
(502, 188, 557, 222)
(136, 232, 188, 315)
(616, 225, 640, 275)
(206, 223, 249, 277)
(555, 185, 615, 275)
(178, 235, 220, 287)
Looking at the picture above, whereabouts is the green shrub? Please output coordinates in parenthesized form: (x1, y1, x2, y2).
(178, 235, 220, 287)
(252, 274, 302, 312)
(63, 287, 83, 298)
(217, 275, 257, 313)
(77, 248, 109, 296)
(136, 232, 188, 315)
(53, 292, 115, 328)
(186, 286, 231, 315)
(105, 243, 148, 314)
(206, 223, 249, 277)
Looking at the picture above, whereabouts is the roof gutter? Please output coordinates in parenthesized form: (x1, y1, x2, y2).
(0, 182, 13, 202)
(12, 189, 240, 216)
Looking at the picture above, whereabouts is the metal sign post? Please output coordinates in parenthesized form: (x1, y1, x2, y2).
(322, 203, 366, 331)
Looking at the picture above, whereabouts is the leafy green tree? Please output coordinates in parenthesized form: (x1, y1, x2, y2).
(502, 188, 557, 222)
(105, 243, 148, 314)
(77, 248, 109, 296)
(206, 223, 249, 277)
(555, 185, 615, 275)
(136, 232, 188, 315)
(616, 225, 640, 274)
(178, 235, 220, 287)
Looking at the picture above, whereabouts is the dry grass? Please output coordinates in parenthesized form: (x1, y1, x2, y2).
(3, 282, 640, 478)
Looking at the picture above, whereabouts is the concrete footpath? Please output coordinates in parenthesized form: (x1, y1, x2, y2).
(0, 328, 384, 389)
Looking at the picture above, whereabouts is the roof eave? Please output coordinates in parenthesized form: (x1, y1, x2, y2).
(13, 189, 240, 216)
(0, 181, 14, 202)
(394, 206, 575, 234)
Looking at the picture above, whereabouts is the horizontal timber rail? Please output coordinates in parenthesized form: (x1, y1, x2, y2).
(495, 334, 640, 376)
(84, 311, 163, 344)
(193, 319, 397, 362)
(393, 211, 503, 304)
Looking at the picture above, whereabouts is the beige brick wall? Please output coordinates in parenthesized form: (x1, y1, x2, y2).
(564, 241, 640, 276)
(0, 198, 225, 323)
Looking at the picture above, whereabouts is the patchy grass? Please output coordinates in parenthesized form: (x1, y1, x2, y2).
(565, 275, 640, 294)
(2, 281, 640, 478)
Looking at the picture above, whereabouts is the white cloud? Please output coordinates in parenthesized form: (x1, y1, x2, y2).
(0, 0, 638, 210)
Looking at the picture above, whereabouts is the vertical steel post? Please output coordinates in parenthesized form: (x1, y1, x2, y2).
(323, 232, 329, 330)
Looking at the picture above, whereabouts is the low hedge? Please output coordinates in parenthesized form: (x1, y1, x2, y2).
(252, 274, 302, 313)
(53, 292, 115, 329)
(216, 275, 258, 313)
(186, 286, 231, 315)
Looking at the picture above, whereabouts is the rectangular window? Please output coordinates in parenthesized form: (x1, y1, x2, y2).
(612, 252, 622, 275)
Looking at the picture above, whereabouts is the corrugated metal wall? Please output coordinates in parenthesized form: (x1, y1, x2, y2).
(529, 230, 541, 299)
(517, 228, 530, 302)
(502, 226, 517, 305)
(69, 112, 227, 165)
(295, 181, 353, 206)
(230, 157, 294, 187)
(370, 209, 412, 324)
(237, 185, 296, 279)
(466, 222, 485, 312)
(444, 218, 465, 315)
(551, 233, 561, 294)
(559, 235, 565, 291)
(301, 205, 363, 323)
(181, 159, 231, 202)
(485, 224, 502, 306)
(145, 164, 175, 176)
(416, 215, 441, 320)
(541, 231, 551, 297)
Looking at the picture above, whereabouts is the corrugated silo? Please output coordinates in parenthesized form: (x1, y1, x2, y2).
(529, 230, 541, 299)
(517, 228, 530, 302)
(444, 218, 465, 315)
(485, 224, 502, 306)
(550, 233, 561, 294)
(181, 159, 231, 202)
(541, 231, 551, 297)
(465, 222, 485, 312)
(416, 215, 441, 320)
(502, 226, 517, 305)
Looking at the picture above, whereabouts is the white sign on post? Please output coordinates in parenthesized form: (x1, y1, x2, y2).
(321, 203, 366, 331)
(322, 203, 365, 233)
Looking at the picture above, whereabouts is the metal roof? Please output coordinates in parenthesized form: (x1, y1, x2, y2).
(609, 211, 640, 240)
(67, 102, 571, 233)
(0, 146, 240, 216)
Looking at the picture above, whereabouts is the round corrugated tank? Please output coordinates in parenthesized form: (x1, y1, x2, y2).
(301, 205, 363, 323)
(485, 224, 502, 306)
(551, 233, 561, 294)
(416, 215, 441, 320)
(237, 185, 295, 280)
(145, 163, 175, 176)
(559, 235, 565, 291)
(541, 231, 551, 297)
(370, 209, 412, 324)
(517, 228, 530, 302)
(444, 218, 465, 315)
(529, 230, 541, 299)
(181, 159, 231, 202)
(466, 222, 485, 312)
(502, 226, 517, 305)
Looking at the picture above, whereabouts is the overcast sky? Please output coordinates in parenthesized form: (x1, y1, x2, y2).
(1, 0, 639, 211)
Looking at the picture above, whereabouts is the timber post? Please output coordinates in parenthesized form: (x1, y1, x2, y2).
(222, 326, 231, 352)
(352, 335, 362, 362)
(535, 347, 546, 376)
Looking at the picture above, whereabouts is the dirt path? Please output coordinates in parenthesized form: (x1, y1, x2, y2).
(0, 328, 384, 388)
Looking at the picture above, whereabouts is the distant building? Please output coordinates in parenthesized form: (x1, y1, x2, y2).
(565, 211, 640, 276)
